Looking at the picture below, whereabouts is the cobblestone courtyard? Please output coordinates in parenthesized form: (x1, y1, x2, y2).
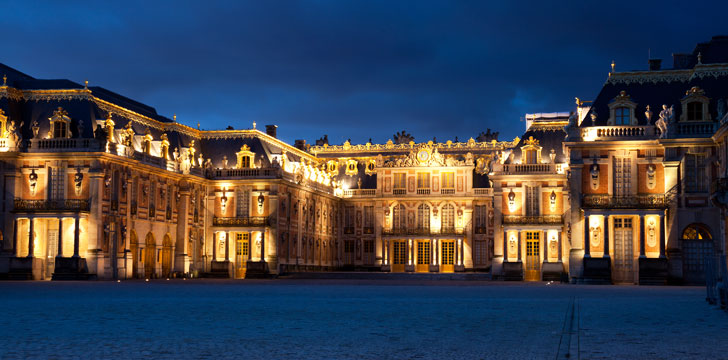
(1, 280, 727, 359)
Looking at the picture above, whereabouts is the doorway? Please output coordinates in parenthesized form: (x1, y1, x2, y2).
(613, 218, 634, 283)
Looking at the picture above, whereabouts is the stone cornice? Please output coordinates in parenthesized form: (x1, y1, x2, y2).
(606, 63, 728, 85)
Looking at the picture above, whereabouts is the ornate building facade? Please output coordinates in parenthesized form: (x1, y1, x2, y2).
(1, 36, 727, 283)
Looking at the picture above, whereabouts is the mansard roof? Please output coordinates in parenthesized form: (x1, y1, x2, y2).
(584, 36, 728, 128)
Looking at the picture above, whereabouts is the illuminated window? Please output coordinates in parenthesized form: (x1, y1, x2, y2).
(615, 107, 630, 125)
(441, 172, 454, 189)
(417, 204, 430, 231)
(416, 172, 430, 189)
(687, 102, 703, 121)
(393, 204, 406, 230)
(393, 173, 406, 189)
(441, 204, 455, 231)
(417, 241, 430, 265)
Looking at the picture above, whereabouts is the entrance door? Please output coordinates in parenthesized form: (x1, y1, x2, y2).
(441, 240, 455, 273)
(235, 233, 249, 279)
(613, 218, 634, 283)
(344, 240, 355, 265)
(392, 240, 406, 272)
(525, 231, 541, 281)
(161, 235, 173, 278)
(144, 233, 156, 279)
(416, 240, 430, 272)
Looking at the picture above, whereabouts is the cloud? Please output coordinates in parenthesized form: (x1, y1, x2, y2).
(2, 0, 727, 144)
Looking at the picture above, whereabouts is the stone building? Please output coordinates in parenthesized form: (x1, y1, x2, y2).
(1, 36, 727, 284)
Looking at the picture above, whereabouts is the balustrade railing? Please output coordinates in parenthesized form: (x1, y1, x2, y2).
(677, 122, 717, 137)
(500, 163, 554, 174)
(13, 199, 90, 212)
(213, 216, 270, 227)
(582, 194, 668, 209)
(213, 167, 279, 178)
(342, 189, 376, 197)
(393, 189, 406, 195)
(502, 215, 562, 225)
(581, 125, 655, 141)
(28, 138, 98, 152)
(440, 188, 455, 195)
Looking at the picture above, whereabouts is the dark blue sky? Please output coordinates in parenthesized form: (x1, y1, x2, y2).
(3, 1, 727, 145)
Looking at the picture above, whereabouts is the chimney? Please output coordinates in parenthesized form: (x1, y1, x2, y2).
(672, 53, 692, 69)
(648, 58, 662, 71)
(294, 139, 307, 150)
(265, 124, 278, 138)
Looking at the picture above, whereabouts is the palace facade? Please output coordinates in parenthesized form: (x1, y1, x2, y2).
(1, 36, 727, 283)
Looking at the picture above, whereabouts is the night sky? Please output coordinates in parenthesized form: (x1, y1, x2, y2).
(4, 1, 727, 145)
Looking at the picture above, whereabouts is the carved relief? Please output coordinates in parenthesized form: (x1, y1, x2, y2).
(646, 165, 656, 190)
(590, 163, 600, 190)
(647, 217, 657, 248)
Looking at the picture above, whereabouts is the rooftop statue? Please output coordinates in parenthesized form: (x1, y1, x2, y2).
(476, 128, 499, 142)
(393, 130, 414, 144)
(656, 105, 674, 139)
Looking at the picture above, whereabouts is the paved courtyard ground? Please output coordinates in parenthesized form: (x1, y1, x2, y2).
(0, 280, 727, 359)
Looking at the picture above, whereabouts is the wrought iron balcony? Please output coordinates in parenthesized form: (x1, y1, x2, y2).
(502, 215, 563, 225)
(13, 199, 90, 212)
(213, 216, 270, 227)
(582, 194, 668, 209)
(381, 227, 464, 236)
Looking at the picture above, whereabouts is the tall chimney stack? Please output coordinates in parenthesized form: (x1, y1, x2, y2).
(265, 124, 278, 138)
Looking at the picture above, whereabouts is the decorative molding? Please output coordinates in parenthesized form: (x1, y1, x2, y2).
(606, 63, 728, 85)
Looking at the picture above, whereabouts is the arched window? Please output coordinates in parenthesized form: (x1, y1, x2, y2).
(441, 204, 455, 231)
(417, 204, 430, 231)
(681, 223, 714, 284)
(615, 107, 630, 125)
(687, 101, 703, 121)
(393, 204, 406, 230)
(681, 224, 712, 240)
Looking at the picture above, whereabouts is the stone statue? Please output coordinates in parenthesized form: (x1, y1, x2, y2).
(644, 105, 653, 123)
(7, 120, 21, 146)
(94, 124, 106, 143)
(476, 128, 499, 142)
(315, 134, 329, 146)
(31, 120, 39, 139)
(393, 130, 414, 144)
(656, 105, 673, 138)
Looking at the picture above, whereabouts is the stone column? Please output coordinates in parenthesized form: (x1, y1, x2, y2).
(659, 214, 666, 258)
(212, 231, 217, 261)
(503, 231, 508, 262)
(27, 217, 34, 258)
(73, 216, 80, 258)
(434, 239, 438, 265)
(557, 231, 562, 261)
(431, 238, 435, 265)
(13, 218, 18, 257)
(584, 215, 591, 258)
(603, 215, 610, 258)
(225, 231, 230, 261)
(459, 238, 464, 266)
(261, 230, 266, 263)
(639, 215, 646, 258)
(517, 231, 522, 262)
(57, 218, 63, 257)
(544, 231, 549, 261)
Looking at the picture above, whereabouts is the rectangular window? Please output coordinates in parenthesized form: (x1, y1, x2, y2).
(474, 240, 487, 265)
(685, 154, 707, 192)
(441, 173, 454, 189)
(236, 189, 249, 217)
(363, 206, 374, 228)
(474, 205, 487, 233)
(344, 206, 354, 233)
(417, 173, 430, 189)
(613, 157, 632, 197)
(393, 173, 406, 189)
(53, 122, 67, 138)
(687, 102, 703, 121)
(615, 107, 630, 125)
(49, 167, 66, 200)
(525, 186, 539, 216)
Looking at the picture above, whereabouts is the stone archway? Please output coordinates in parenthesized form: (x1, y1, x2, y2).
(144, 232, 156, 279)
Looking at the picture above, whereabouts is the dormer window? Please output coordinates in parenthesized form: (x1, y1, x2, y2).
(615, 107, 630, 125)
(680, 87, 711, 123)
(236, 144, 255, 169)
(687, 102, 703, 121)
(520, 136, 542, 164)
(607, 91, 637, 126)
(49, 107, 72, 138)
